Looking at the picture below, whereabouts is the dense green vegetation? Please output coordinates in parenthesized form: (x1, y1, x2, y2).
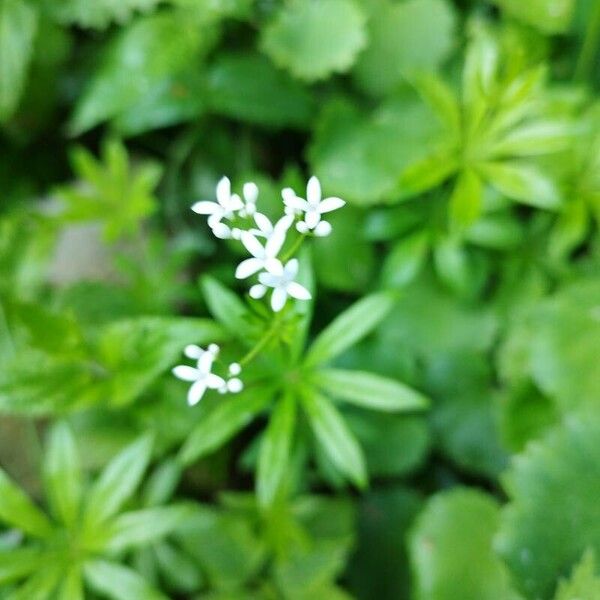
(1, 0, 600, 598)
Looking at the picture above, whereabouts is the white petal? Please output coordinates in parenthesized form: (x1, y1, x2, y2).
(243, 182, 258, 204)
(173, 365, 200, 382)
(206, 373, 226, 389)
(259, 271, 281, 287)
(191, 201, 219, 215)
(265, 258, 284, 276)
(253, 212, 273, 234)
(304, 209, 321, 229)
(265, 226, 287, 258)
(284, 258, 299, 279)
(307, 176, 321, 206)
(227, 378, 243, 393)
(286, 281, 312, 300)
(235, 257, 264, 279)
(198, 351, 215, 374)
(314, 220, 332, 237)
(241, 231, 266, 259)
(208, 344, 220, 355)
(184, 345, 204, 359)
(318, 196, 345, 213)
(249, 284, 267, 299)
(211, 222, 231, 239)
(216, 177, 231, 207)
(284, 196, 309, 211)
(281, 187, 297, 203)
(187, 379, 207, 406)
(296, 221, 309, 234)
(271, 287, 288, 312)
(228, 363, 241, 376)
(227, 193, 244, 212)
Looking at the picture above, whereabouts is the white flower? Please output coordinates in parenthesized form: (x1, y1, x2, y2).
(191, 177, 244, 239)
(282, 176, 344, 237)
(172, 344, 225, 406)
(235, 216, 293, 279)
(239, 182, 258, 217)
(250, 258, 311, 312)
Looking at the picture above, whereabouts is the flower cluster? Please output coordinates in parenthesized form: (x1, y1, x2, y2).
(174, 175, 345, 406)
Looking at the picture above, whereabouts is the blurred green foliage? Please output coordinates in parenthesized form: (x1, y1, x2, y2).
(1, 0, 600, 598)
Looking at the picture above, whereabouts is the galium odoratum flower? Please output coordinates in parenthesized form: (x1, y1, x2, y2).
(282, 176, 345, 237)
(172, 344, 243, 406)
(235, 214, 293, 279)
(250, 258, 311, 312)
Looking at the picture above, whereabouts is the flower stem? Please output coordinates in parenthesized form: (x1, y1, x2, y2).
(281, 233, 307, 263)
(239, 313, 283, 367)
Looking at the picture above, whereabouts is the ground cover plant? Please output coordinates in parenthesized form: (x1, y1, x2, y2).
(1, 0, 600, 598)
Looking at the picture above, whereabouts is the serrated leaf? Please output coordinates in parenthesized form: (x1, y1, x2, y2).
(409, 488, 522, 600)
(0, 0, 37, 122)
(257, 392, 297, 508)
(261, 0, 366, 82)
(304, 292, 395, 367)
(43, 421, 82, 527)
(353, 0, 456, 96)
(314, 368, 429, 412)
(0, 469, 53, 538)
(206, 53, 314, 128)
(301, 390, 367, 488)
(179, 388, 273, 465)
(84, 434, 153, 530)
(497, 415, 600, 599)
(84, 560, 167, 600)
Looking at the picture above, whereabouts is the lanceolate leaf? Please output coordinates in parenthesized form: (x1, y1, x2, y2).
(301, 390, 367, 488)
(304, 292, 395, 367)
(314, 369, 429, 412)
(0, 547, 43, 585)
(257, 392, 297, 508)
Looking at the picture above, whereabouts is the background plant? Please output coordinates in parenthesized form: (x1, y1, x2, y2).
(1, 0, 600, 598)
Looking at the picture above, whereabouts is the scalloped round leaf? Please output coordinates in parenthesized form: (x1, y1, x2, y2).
(497, 415, 600, 599)
(260, 0, 367, 82)
(409, 488, 522, 600)
(353, 0, 457, 97)
(530, 278, 600, 411)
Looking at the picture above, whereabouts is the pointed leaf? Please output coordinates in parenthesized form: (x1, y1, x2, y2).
(179, 388, 273, 465)
(57, 568, 84, 600)
(381, 230, 430, 289)
(302, 390, 367, 488)
(314, 369, 430, 412)
(449, 169, 483, 229)
(0, 547, 43, 585)
(304, 292, 395, 367)
(257, 392, 297, 508)
(44, 421, 82, 527)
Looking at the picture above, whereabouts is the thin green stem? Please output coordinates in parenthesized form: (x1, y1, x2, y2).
(575, 2, 600, 82)
(281, 233, 307, 263)
(239, 313, 283, 367)
(0, 300, 16, 359)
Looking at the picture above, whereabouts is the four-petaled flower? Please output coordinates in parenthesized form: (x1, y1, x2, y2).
(172, 344, 225, 406)
(191, 177, 243, 239)
(250, 258, 311, 312)
(282, 176, 345, 237)
(235, 215, 292, 279)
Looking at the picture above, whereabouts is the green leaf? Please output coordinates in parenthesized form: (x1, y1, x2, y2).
(153, 541, 204, 593)
(411, 72, 460, 136)
(478, 161, 562, 210)
(179, 388, 272, 465)
(314, 368, 429, 412)
(257, 392, 297, 508)
(201, 275, 255, 342)
(0, 547, 43, 585)
(409, 488, 522, 600)
(529, 278, 600, 411)
(490, 121, 575, 158)
(449, 169, 483, 229)
(397, 150, 458, 198)
(84, 433, 153, 530)
(301, 390, 367, 488)
(353, 0, 457, 96)
(105, 504, 193, 552)
(261, 0, 366, 82)
(304, 292, 395, 367)
(84, 560, 167, 600)
(492, 0, 575, 34)
(70, 11, 206, 134)
(56, 568, 84, 600)
(206, 53, 314, 128)
(43, 0, 162, 29)
(10, 565, 61, 600)
(497, 415, 600, 599)
(381, 230, 430, 289)
(0, 0, 37, 122)
(0, 469, 53, 538)
(554, 550, 600, 600)
(43, 421, 82, 527)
